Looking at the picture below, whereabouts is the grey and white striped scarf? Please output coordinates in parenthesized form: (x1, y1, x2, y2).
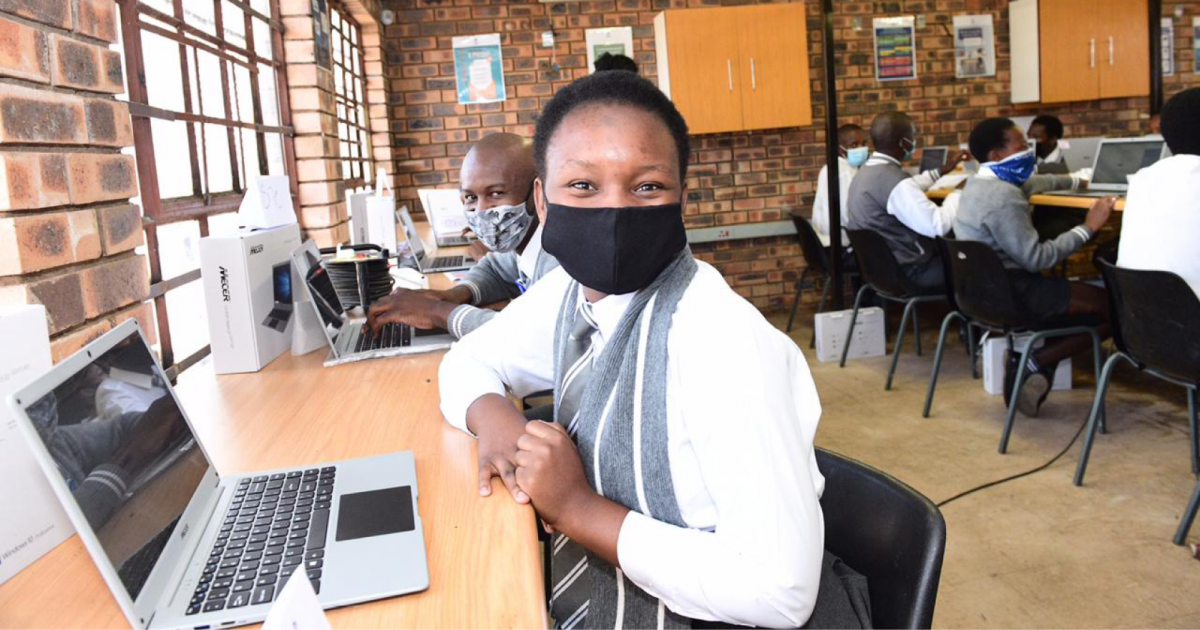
(551, 247, 698, 629)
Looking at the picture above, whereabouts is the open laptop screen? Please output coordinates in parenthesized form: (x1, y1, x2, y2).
(919, 147, 947, 173)
(397, 208, 426, 260)
(1091, 140, 1164, 186)
(21, 330, 206, 601)
(305, 263, 345, 330)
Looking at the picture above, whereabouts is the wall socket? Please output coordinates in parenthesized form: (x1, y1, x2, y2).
(915, 14, 926, 29)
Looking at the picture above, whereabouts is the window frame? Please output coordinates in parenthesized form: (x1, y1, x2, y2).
(118, 0, 297, 376)
(328, 0, 373, 188)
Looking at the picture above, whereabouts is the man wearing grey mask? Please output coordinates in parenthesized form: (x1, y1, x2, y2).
(368, 133, 559, 338)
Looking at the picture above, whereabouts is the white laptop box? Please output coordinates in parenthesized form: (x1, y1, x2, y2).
(0, 305, 72, 585)
(814, 307, 887, 363)
(200, 224, 302, 374)
(347, 190, 372, 246)
(981, 334, 1071, 395)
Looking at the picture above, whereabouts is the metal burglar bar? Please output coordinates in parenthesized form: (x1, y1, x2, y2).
(118, 0, 297, 375)
(330, 1, 372, 187)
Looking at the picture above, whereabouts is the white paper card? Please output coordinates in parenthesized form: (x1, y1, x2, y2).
(0, 305, 73, 585)
(366, 195, 399, 256)
(238, 176, 296, 229)
(262, 572, 333, 630)
(418, 189, 468, 237)
(585, 26, 635, 73)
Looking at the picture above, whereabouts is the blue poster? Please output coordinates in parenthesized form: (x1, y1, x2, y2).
(453, 34, 506, 105)
(874, 16, 917, 82)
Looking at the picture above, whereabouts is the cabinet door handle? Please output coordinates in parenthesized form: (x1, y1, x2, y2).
(1108, 36, 1114, 65)
(750, 58, 757, 90)
(1089, 38, 1096, 68)
(727, 59, 733, 92)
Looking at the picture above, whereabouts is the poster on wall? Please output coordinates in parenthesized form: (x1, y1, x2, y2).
(953, 14, 996, 78)
(874, 16, 917, 81)
(585, 27, 635, 73)
(311, 0, 331, 70)
(453, 34, 506, 105)
(1162, 17, 1175, 76)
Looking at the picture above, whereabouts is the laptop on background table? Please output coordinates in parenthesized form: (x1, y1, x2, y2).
(1046, 137, 1167, 197)
(417, 189, 474, 248)
(4, 320, 429, 630)
(397, 206, 475, 273)
(919, 147, 947, 174)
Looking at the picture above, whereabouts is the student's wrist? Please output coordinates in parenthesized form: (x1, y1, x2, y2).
(440, 286, 474, 305)
(555, 488, 607, 535)
(429, 300, 459, 329)
(465, 394, 525, 438)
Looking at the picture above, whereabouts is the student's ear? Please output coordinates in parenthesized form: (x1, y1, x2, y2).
(533, 178, 548, 224)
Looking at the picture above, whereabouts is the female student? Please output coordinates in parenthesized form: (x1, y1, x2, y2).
(438, 71, 867, 629)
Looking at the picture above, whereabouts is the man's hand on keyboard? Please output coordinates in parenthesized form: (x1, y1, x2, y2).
(367, 288, 458, 332)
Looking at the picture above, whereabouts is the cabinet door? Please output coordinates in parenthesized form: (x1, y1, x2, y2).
(661, 8, 744, 135)
(737, 4, 812, 131)
(1039, 0, 1100, 103)
(1098, 0, 1149, 98)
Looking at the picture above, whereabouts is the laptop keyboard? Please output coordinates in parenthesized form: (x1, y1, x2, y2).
(186, 467, 336, 615)
(429, 255, 465, 269)
(354, 323, 410, 353)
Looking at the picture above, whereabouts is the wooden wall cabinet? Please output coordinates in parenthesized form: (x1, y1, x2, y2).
(1016, 0, 1149, 104)
(654, 4, 812, 135)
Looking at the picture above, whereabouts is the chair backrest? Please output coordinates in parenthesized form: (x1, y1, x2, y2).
(940, 238, 1023, 329)
(1098, 260, 1200, 385)
(817, 448, 946, 630)
(845, 229, 918, 299)
(792, 216, 831, 276)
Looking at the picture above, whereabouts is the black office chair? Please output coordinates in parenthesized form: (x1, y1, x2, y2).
(938, 239, 1106, 453)
(839, 229, 945, 390)
(786, 216, 859, 348)
(816, 448, 946, 629)
(1072, 261, 1200, 545)
(923, 238, 986, 418)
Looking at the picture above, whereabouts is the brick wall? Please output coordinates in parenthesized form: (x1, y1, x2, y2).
(0, 0, 154, 362)
(380, 0, 1200, 312)
(282, 0, 393, 248)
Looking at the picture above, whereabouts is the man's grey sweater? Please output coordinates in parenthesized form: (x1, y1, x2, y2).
(446, 230, 559, 338)
(954, 172, 1092, 273)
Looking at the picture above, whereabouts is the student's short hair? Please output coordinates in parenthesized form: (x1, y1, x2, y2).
(837, 123, 864, 145)
(533, 71, 691, 179)
(969, 117, 1019, 163)
(593, 52, 638, 74)
(1161, 87, 1200, 156)
(1030, 114, 1064, 139)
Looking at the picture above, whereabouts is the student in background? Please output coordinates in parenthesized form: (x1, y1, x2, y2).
(593, 52, 638, 73)
(1148, 112, 1163, 136)
(1028, 114, 1067, 165)
(367, 133, 559, 338)
(955, 118, 1115, 416)
(812, 123, 867, 248)
(845, 111, 971, 293)
(1120, 88, 1200, 299)
(439, 71, 868, 629)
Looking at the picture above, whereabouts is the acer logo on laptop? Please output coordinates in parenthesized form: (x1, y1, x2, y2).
(219, 266, 231, 302)
(249, 244, 264, 255)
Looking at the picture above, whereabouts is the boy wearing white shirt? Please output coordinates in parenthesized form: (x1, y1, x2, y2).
(439, 72, 869, 629)
(1119, 88, 1200, 300)
(812, 124, 868, 248)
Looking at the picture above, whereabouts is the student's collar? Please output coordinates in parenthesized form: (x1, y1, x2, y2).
(868, 152, 902, 167)
(579, 286, 636, 341)
(977, 165, 999, 180)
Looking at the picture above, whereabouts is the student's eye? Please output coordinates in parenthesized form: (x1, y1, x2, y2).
(635, 183, 664, 193)
(463, 194, 477, 203)
(489, 191, 507, 199)
(568, 181, 597, 191)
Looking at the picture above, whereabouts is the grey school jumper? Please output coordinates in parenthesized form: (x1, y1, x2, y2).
(846, 159, 935, 267)
(953, 171, 1091, 272)
(446, 229, 559, 338)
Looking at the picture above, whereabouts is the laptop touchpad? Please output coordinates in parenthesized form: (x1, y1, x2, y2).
(336, 486, 415, 542)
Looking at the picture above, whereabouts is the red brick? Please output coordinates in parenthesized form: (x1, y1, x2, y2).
(80, 253, 149, 318)
(0, 151, 70, 210)
(49, 34, 124, 93)
(0, 269, 86, 333)
(0, 209, 100, 275)
(299, 201, 346, 228)
(84, 98, 134, 147)
(49, 317, 111, 363)
(0, 16, 50, 83)
(95, 203, 143, 254)
(0, 84, 86, 145)
(303, 222, 350, 249)
(0, 0, 71, 29)
(108, 300, 156, 346)
(77, 0, 117, 43)
(66, 153, 138, 204)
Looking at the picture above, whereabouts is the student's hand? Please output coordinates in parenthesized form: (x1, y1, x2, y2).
(1084, 196, 1118, 233)
(467, 394, 531, 503)
(366, 289, 455, 331)
(467, 240, 490, 262)
(514, 421, 593, 527)
(941, 149, 973, 175)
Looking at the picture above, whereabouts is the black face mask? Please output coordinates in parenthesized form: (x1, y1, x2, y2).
(541, 199, 688, 295)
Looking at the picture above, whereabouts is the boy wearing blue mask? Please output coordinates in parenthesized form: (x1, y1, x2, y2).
(367, 133, 560, 338)
(812, 124, 868, 248)
(955, 118, 1116, 416)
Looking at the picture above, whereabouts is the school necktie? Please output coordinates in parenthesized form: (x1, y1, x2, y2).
(550, 300, 597, 628)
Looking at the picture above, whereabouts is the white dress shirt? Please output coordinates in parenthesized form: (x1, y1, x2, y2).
(1038, 143, 1065, 165)
(866, 153, 956, 239)
(1118, 154, 1200, 300)
(517, 224, 544, 283)
(439, 263, 827, 628)
(812, 157, 856, 247)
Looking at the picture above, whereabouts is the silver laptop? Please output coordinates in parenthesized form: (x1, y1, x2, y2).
(919, 146, 947, 174)
(1060, 137, 1103, 173)
(397, 206, 475, 273)
(418, 189, 474, 247)
(4, 320, 429, 630)
(1048, 137, 1167, 196)
(294, 241, 453, 367)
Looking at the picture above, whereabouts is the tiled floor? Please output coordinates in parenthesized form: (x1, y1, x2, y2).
(770, 311, 1200, 629)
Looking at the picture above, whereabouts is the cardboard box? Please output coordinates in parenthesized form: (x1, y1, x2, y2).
(199, 224, 302, 374)
(814, 307, 887, 363)
(981, 334, 1072, 395)
(0, 305, 72, 584)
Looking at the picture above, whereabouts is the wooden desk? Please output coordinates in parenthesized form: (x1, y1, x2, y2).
(924, 187, 1127, 211)
(0, 248, 547, 629)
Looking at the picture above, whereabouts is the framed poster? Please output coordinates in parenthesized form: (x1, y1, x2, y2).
(1163, 17, 1175, 76)
(954, 14, 996, 78)
(453, 34, 506, 105)
(585, 27, 635, 73)
(874, 16, 917, 81)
